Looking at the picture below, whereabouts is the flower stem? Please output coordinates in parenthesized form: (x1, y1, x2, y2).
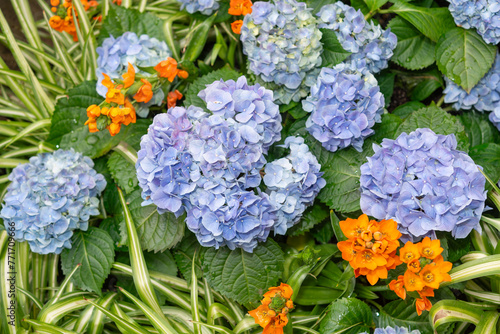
(436, 95, 445, 107)
(113, 141, 138, 165)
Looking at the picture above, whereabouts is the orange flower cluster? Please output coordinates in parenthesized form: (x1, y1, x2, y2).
(338, 214, 402, 285)
(228, 0, 252, 34)
(49, 0, 97, 41)
(389, 238, 452, 315)
(249, 283, 294, 334)
(154, 58, 188, 82)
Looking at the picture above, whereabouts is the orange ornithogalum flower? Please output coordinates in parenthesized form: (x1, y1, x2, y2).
(389, 275, 406, 300)
(231, 20, 243, 34)
(418, 237, 443, 259)
(337, 214, 402, 285)
(249, 283, 293, 334)
(154, 58, 188, 82)
(167, 90, 183, 109)
(122, 63, 136, 88)
(134, 79, 153, 103)
(399, 241, 420, 264)
(415, 296, 432, 316)
(228, 0, 252, 15)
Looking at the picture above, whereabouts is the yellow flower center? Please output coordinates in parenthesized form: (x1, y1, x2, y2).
(423, 272, 434, 283)
(404, 252, 415, 261)
(423, 248, 433, 257)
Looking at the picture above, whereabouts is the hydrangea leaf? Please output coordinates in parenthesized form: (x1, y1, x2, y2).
(119, 189, 185, 253)
(99, 216, 127, 251)
(184, 67, 241, 110)
(306, 0, 337, 13)
(203, 239, 284, 304)
(396, 104, 469, 152)
(143, 250, 178, 277)
(410, 70, 444, 102)
(392, 101, 425, 119)
(388, 16, 436, 70)
(350, 0, 370, 15)
(98, 5, 164, 44)
(320, 29, 352, 67)
(312, 220, 334, 244)
(364, 0, 388, 12)
(436, 27, 496, 92)
(173, 232, 205, 285)
(469, 143, 500, 188)
(390, 0, 456, 42)
(376, 70, 395, 108)
(459, 112, 500, 148)
(288, 203, 330, 236)
(320, 298, 373, 334)
(107, 151, 138, 194)
(61, 227, 115, 295)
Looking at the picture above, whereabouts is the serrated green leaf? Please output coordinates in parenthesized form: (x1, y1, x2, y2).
(184, 67, 241, 110)
(376, 70, 395, 108)
(203, 239, 284, 304)
(312, 220, 335, 244)
(390, 0, 455, 42)
(459, 112, 500, 147)
(378, 299, 434, 332)
(436, 27, 496, 92)
(388, 16, 436, 70)
(98, 5, 164, 44)
(120, 189, 185, 253)
(392, 101, 425, 119)
(469, 143, 500, 188)
(144, 250, 178, 277)
(107, 152, 138, 194)
(320, 298, 373, 334)
(61, 227, 115, 295)
(100, 216, 127, 250)
(288, 203, 330, 236)
(320, 29, 352, 67)
(174, 232, 205, 285)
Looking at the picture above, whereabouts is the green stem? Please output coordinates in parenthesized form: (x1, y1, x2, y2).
(364, 285, 390, 291)
(113, 141, 138, 165)
(436, 95, 445, 107)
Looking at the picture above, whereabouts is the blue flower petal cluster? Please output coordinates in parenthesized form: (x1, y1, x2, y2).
(317, 2, 397, 74)
(263, 136, 326, 234)
(444, 53, 500, 131)
(0, 149, 106, 254)
(303, 64, 384, 152)
(96, 32, 171, 117)
(361, 326, 421, 334)
(177, 0, 219, 15)
(448, 0, 500, 45)
(360, 128, 487, 240)
(240, 0, 323, 104)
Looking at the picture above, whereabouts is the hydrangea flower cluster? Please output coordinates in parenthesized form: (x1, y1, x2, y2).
(240, 0, 323, 104)
(303, 64, 384, 152)
(263, 136, 325, 234)
(0, 149, 106, 254)
(317, 2, 397, 74)
(96, 32, 171, 117)
(361, 327, 421, 334)
(360, 128, 487, 240)
(448, 0, 500, 45)
(443, 53, 500, 132)
(176, 0, 219, 15)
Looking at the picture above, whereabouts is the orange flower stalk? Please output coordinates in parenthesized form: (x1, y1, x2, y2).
(232, 20, 243, 34)
(154, 58, 189, 82)
(249, 283, 294, 334)
(229, 0, 253, 15)
(167, 90, 183, 109)
(134, 79, 154, 103)
(389, 237, 452, 315)
(337, 214, 402, 285)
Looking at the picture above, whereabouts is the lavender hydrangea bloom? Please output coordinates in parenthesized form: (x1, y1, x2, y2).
(240, 0, 323, 104)
(96, 32, 171, 117)
(0, 149, 106, 254)
(264, 136, 326, 234)
(317, 2, 397, 74)
(361, 326, 421, 334)
(360, 128, 487, 240)
(303, 64, 384, 152)
(444, 53, 500, 131)
(177, 0, 219, 15)
(448, 0, 500, 45)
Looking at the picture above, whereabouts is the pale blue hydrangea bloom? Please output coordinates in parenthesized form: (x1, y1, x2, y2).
(263, 136, 325, 234)
(0, 149, 106, 254)
(360, 326, 421, 334)
(448, 0, 500, 45)
(303, 64, 384, 152)
(360, 128, 487, 240)
(240, 0, 323, 104)
(96, 32, 171, 117)
(177, 0, 219, 15)
(317, 2, 397, 74)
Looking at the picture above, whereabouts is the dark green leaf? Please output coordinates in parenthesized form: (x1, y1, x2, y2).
(107, 152, 138, 194)
(174, 232, 205, 285)
(312, 220, 334, 244)
(320, 29, 352, 67)
(376, 71, 395, 108)
(283, 102, 309, 120)
(320, 298, 373, 334)
(378, 299, 434, 332)
(410, 69, 444, 101)
(203, 239, 284, 304)
(364, 0, 388, 12)
(99, 216, 127, 251)
(144, 250, 178, 277)
(435, 27, 496, 92)
(288, 203, 330, 236)
(350, 0, 371, 15)
(469, 143, 500, 188)
(392, 101, 425, 119)
(459, 112, 500, 147)
(61, 227, 115, 295)
(295, 286, 343, 305)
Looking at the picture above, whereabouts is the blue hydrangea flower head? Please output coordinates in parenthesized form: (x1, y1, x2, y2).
(448, 0, 500, 45)
(264, 136, 326, 234)
(0, 149, 106, 254)
(240, 0, 323, 104)
(96, 32, 171, 117)
(360, 128, 487, 240)
(177, 0, 219, 15)
(317, 2, 397, 73)
(303, 64, 385, 152)
(361, 326, 421, 334)
(490, 108, 500, 131)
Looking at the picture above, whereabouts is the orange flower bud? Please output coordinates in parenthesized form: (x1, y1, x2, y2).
(134, 79, 153, 103)
(87, 104, 101, 118)
(108, 122, 121, 136)
(106, 88, 125, 105)
(51, 0, 60, 6)
(231, 20, 243, 34)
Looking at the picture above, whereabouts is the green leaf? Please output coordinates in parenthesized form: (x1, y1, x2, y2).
(288, 203, 330, 236)
(144, 250, 178, 277)
(320, 29, 352, 67)
(184, 67, 241, 110)
(320, 298, 373, 334)
(306, 0, 336, 13)
(312, 220, 335, 244)
(392, 101, 425, 119)
(390, 0, 455, 42)
(100, 216, 127, 250)
(378, 299, 434, 332)
(388, 16, 436, 70)
(61, 227, 115, 295)
(436, 27, 496, 92)
(295, 286, 343, 305)
(98, 5, 164, 44)
(459, 112, 500, 147)
(376, 70, 396, 108)
(283, 101, 309, 120)
(203, 239, 284, 304)
(469, 143, 500, 188)
(107, 152, 138, 194)
(120, 189, 185, 253)
(174, 232, 205, 285)
(410, 76, 443, 101)
(364, 0, 388, 12)
(350, 0, 371, 15)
